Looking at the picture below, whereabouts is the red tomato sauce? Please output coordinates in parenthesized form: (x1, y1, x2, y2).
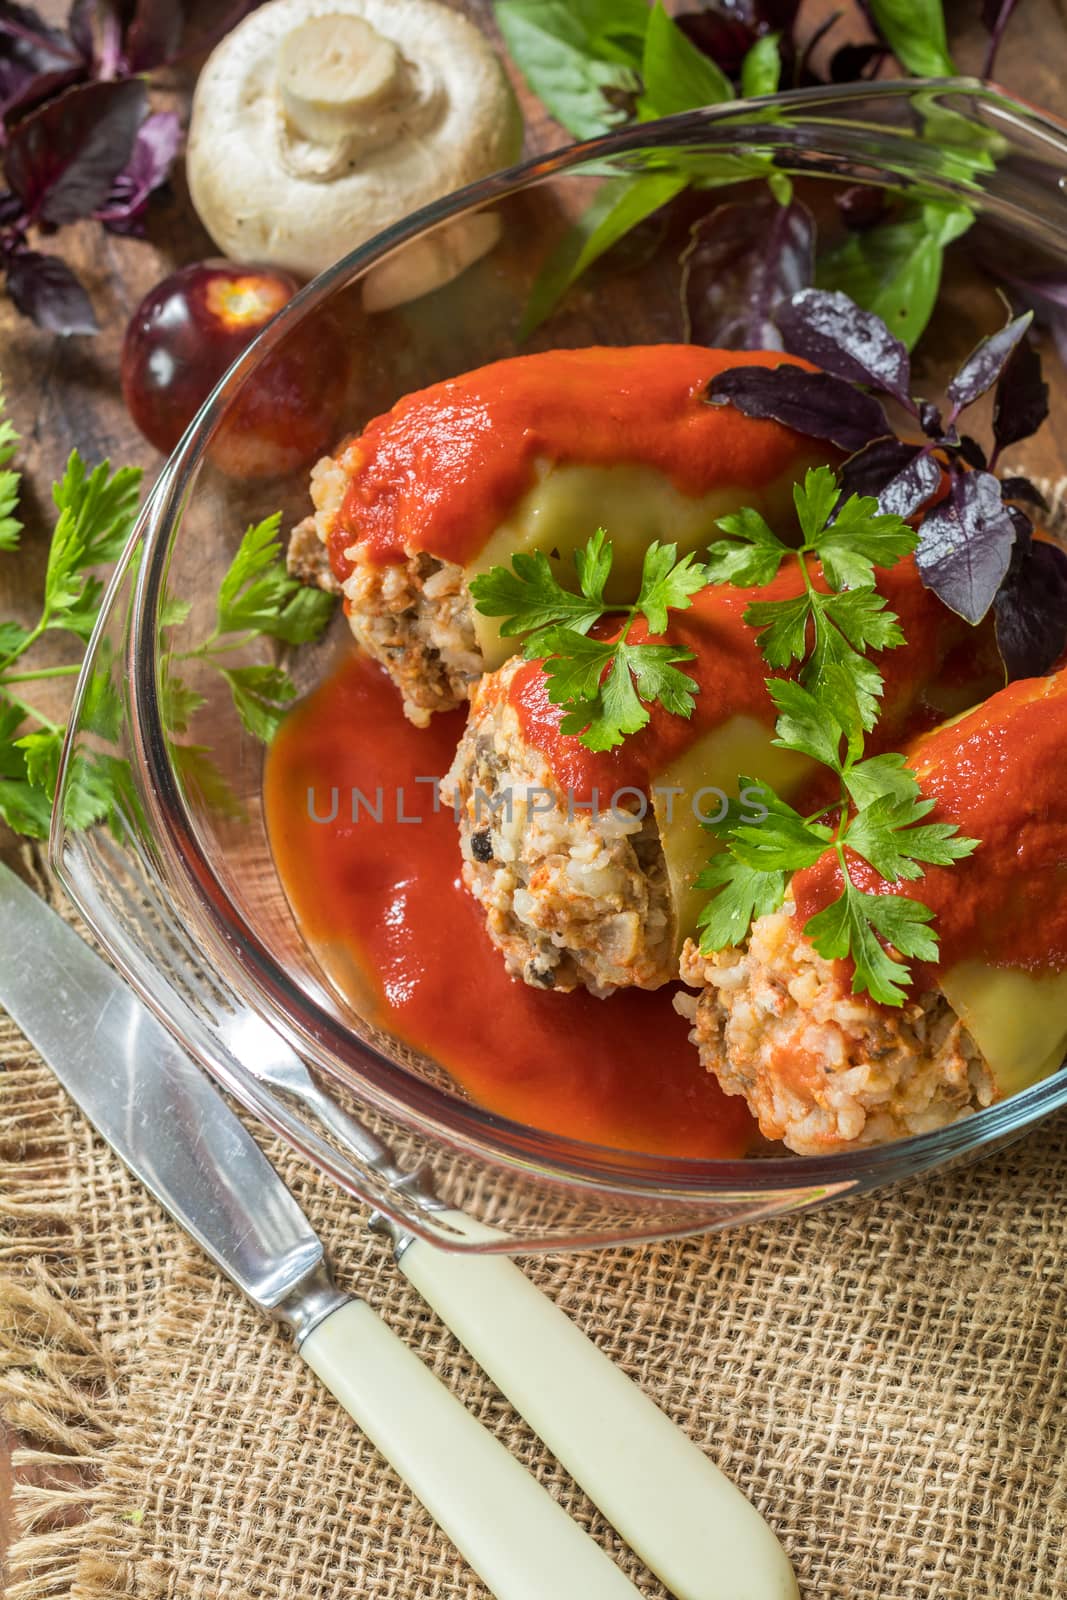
(509, 555, 990, 798)
(792, 670, 1067, 980)
(264, 651, 755, 1158)
(330, 345, 820, 576)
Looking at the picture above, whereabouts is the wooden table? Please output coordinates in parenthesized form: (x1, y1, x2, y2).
(3, 0, 1067, 1578)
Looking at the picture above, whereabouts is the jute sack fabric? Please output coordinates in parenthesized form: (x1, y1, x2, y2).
(4, 611, 1067, 1600)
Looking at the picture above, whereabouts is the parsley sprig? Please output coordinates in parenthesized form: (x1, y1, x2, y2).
(0, 397, 143, 838)
(0, 392, 21, 554)
(469, 466, 977, 1001)
(697, 678, 979, 1004)
(698, 467, 978, 1005)
(0, 391, 336, 840)
(470, 531, 708, 751)
(706, 466, 917, 733)
(164, 514, 336, 746)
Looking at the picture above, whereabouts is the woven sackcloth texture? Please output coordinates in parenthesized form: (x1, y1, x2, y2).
(5, 462, 1067, 1599)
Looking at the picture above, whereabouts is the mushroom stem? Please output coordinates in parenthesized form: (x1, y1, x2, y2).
(278, 14, 408, 148)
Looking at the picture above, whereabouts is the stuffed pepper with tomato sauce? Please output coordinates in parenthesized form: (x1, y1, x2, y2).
(677, 670, 1067, 1155)
(287, 345, 836, 724)
(441, 556, 999, 997)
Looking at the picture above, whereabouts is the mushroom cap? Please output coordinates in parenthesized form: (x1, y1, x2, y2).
(186, 0, 523, 281)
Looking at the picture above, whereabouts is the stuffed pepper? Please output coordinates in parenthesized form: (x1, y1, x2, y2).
(678, 671, 1067, 1153)
(442, 555, 996, 997)
(289, 345, 835, 724)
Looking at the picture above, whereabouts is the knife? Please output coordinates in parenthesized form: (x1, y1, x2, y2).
(75, 833, 802, 1600)
(230, 1019, 803, 1600)
(0, 863, 645, 1599)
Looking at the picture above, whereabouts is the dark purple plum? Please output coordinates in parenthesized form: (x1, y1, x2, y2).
(121, 260, 348, 478)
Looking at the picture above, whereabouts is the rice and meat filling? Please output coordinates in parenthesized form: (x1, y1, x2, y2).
(289, 453, 481, 726)
(442, 658, 674, 996)
(341, 549, 480, 726)
(677, 910, 996, 1156)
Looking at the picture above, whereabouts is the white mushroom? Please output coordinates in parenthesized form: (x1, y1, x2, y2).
(186, 0, 523, 305)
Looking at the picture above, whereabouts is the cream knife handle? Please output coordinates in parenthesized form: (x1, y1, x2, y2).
(299, 1297, 640, 1600)
(399, 1214, 800, 1600)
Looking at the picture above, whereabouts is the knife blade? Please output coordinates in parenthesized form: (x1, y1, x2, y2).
(0, 863, 644, 1600)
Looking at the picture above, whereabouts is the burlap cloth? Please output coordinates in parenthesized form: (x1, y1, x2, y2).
(5, 546, 1067, 1599)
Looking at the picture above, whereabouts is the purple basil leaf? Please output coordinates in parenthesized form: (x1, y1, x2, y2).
(999, 475, 1049, 513)
(1004, 505, 1036, 569)
(919, 400, 945, 439)
(124, 0, 185, 71)
(958, 434, 988, 471)
(700, 0, 799, 27)
(994, 536, 1067, 680)
(99, 3, 125, 76)
(777, 287, 914, 409)
(706, 364, 890, 453)
(674, 10, 755, 76)
(829, 41, 887, 82)
(839, 437, 942, 519)
(5, 246, 97, 333)
(991, 334, 1049, 456)
(1009, 284, 1067, 376)
(3, 77, 145, 224)
(66, 0, 95, 59)
(946, 310, 1033, 416)
(748, 0, 802, 28)
(0, 2, 82, 71)
(96, 107, 179, 235)
(169, 0, 266, 65)
(1004, 501, 1032, 552)
(981, 0, 1021, 79)
(834, 184, 889, 232)
(986, 259, 1067, 366)
(682, 196, 814, 350)
(0, 186, 22, 222)
(0, 60, 84, 124)
(0, 0, 85, 121)
(1000, 270, 1067, 312)
(915, 469, 1018, 625)
(676, 2, 799, 78)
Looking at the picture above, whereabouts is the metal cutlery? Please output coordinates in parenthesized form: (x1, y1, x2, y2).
(8, 856, 799, 1599)
(0, 863, 642, 1598)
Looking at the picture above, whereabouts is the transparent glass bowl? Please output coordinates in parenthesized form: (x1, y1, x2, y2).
(52, 80, 1067, 1252)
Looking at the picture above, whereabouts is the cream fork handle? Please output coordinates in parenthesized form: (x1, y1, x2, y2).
(398, 1213, 800, 1600)
(300, 1296, 642, 1599)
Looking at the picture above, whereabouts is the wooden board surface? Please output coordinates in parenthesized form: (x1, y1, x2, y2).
(3, 0, 1067, 1579)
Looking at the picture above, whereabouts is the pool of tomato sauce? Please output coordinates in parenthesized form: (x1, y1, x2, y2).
(793, 670, 1067, 989)
(264, 650, 755, 1158)
(330, 345, 821, 575)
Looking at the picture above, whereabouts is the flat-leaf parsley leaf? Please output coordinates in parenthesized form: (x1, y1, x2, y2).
(698, 465, 977, 1005)
(0, 391, 337, 839)
(471, 531, 708, 751)
(707, 465, 916, 732)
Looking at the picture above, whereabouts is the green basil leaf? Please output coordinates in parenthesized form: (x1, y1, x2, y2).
(740, 32, 781, 98)
(638, 2, 732, 119)
(868, 0, 954, 77)
(495, 0, 647, 140)
(520, 171, 687, 337)
(816, 202, 972, 351)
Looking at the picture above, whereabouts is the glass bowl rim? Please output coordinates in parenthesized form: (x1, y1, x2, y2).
(70, 77, 1067, 1199)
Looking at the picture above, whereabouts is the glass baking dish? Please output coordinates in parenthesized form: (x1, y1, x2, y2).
(51, 79, 1067, 1252)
